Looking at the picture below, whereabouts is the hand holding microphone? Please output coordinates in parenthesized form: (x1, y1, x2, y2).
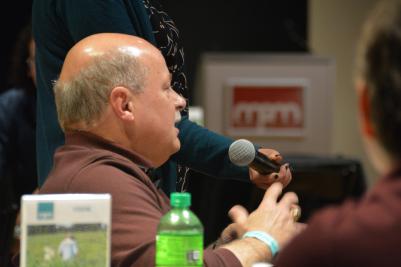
(229, 139, 292, 188)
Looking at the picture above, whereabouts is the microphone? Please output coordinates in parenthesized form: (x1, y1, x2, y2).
(229, 139, 280, 175)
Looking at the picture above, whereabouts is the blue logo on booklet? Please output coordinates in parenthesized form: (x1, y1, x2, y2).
(37, 202, 54, 220)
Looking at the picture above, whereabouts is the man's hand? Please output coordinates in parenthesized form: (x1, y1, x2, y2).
(218, 183, 306, 265)
(230, 183, 304, 248)
(217, 183, 304, 247)
(249, 148, 292, 189)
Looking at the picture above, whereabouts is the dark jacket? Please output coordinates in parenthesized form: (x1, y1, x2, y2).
(0, 88, 36, 204)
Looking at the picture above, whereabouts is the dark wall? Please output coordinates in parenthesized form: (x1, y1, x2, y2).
(161, 0, 308, 103)
(0, 1, 33, 92)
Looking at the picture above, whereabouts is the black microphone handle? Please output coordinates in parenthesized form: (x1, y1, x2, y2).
(249, 152, 280, 175)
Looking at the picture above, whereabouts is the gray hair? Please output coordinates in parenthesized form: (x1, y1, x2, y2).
(54, 50, 148, 131)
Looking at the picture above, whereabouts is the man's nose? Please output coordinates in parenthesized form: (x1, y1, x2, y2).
(174, 92, 186, 111)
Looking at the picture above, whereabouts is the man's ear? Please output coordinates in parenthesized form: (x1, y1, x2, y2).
(109, 87, 135, 121)
(356, 80, 376, 138)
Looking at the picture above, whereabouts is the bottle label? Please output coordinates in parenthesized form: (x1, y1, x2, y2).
(156, 233, 203, 266)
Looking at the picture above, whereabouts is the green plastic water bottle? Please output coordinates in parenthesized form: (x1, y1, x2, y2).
(156, 192, 203, 267)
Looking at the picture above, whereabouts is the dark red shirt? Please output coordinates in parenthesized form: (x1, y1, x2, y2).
(275, 166, 401, 267)
(40, 131, 241, 267)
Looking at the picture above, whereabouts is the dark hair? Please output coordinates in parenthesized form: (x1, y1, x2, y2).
(356, 0, 401, 159)
(7, 21, 34, 91)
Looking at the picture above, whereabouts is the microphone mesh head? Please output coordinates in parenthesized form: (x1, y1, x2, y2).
(229, 139, 256, 166)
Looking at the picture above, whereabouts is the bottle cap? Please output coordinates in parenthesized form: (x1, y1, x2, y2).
(252, 263, 273, 267)
(170, 192, 191, 208)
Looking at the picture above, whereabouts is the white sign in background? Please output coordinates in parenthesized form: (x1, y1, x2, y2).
(196, 53, 335, 154)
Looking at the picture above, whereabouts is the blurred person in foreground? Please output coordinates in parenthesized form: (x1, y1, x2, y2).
(233, 0, 401, 266)
(39, 33, 303, 267)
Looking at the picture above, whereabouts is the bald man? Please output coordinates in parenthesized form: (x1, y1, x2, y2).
(33, 0, 292, 195)
(39, 33, 301, 267)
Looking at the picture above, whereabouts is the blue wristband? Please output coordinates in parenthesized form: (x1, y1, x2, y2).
(242, 231, 280, 257)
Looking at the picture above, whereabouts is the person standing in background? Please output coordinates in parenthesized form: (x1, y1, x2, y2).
(0, 21, 37, 210)
(0, 21, 37, 266)
(32, 0, 292, 194)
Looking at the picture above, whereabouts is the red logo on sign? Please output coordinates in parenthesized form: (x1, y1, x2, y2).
(230, 86, 304, 129)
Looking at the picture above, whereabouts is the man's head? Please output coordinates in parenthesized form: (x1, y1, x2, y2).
(54, 33, 186, 167)
(355, 0, 401, 173)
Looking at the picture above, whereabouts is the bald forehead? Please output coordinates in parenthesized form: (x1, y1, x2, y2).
(74, 33, 153, 53)
(59, 33, 160, 82)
